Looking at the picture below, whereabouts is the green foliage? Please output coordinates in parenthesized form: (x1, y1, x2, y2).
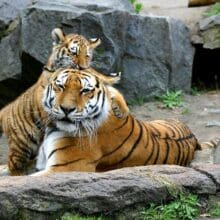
(209, 206, 220, 217)
(208, 201, 220, 217)
(191, 87, 200, 96)
(61, 214, 103, 220)
(203, 3, 220, 17)
(140, 192, 199, 220)
(128, 0, 143, 14)
(128, 96, 145, 106)
(157, 90, 183, 109)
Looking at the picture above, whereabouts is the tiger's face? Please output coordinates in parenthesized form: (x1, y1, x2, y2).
(46, 28, 101, 71)
(43, 68, 111, 136)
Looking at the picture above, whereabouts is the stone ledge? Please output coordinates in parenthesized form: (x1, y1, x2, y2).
(0, 164, 219, 219)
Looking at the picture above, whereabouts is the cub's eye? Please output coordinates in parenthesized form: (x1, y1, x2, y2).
(80, 88, 92, 94)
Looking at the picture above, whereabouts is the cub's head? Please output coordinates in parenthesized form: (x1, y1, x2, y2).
(46, 28, 101, 71)
(43, 68, 113, 136)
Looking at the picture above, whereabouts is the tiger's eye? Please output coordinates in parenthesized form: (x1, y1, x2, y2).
(81, 88, 91, 94)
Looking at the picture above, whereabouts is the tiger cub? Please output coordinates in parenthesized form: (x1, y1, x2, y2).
(33, 68, 202, 175)
(46, 28, 128, 119)
(0, 28, 126, 175)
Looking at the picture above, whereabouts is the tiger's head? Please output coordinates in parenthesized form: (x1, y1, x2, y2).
(43, 68, 115, 136)
(45, 28, 101, 71)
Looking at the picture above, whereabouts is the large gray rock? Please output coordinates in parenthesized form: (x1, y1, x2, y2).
(192, 14, 220, 49)
(20, 0, 194, 101)
(0, 165, 218, 219)
(0, 19, 21, 81)
(0, 0, 194, 103)
(0, 0, 32, 30)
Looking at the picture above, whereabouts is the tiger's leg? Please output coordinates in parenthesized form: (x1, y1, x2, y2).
(7, 140, 36, 176)
(31, 160, 97, 176)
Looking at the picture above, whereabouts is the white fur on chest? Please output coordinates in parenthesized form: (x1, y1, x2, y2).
(36, 130, 69, 170)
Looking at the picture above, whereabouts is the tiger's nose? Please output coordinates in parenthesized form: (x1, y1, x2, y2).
(60, 106, 76, 115)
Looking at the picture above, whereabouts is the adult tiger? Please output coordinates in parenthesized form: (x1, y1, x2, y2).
(33, 68, 203, 175)
(0, 29, 125, 176)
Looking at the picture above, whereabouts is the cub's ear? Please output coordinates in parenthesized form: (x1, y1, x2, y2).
(89, 38, 101, 49)
(51, 28, 65, 45)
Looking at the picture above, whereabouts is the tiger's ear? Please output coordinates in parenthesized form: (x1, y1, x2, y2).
(89, 38, 101, 49)
(51, 28, 65, 45)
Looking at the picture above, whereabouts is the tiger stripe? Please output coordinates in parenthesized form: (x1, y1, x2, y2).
(33, 69, 207, 175)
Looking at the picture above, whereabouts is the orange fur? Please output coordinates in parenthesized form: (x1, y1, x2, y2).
(33, 69, 200, 176)
(0, 71, 49, 175)
(0, 28, 126, 176)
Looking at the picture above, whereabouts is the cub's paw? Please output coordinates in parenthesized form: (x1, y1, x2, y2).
(111, 97, 129, 119)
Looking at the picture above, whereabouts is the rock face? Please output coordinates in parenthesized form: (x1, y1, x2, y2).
(0, 165, 218, 219)
(192, 14, 220, 49)
(0, 0, 194, 105)
(0, 0, 32, 30)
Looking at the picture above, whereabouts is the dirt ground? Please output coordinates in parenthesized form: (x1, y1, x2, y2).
(139, 0, 210, 33)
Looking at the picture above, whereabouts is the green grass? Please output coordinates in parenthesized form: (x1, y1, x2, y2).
(61, 214, 103, 220)
(207, 199, 220, 218)
(140, 192, 199, 220)
(157, 90, 183, 109)
(128, 96, 145, 106)
(129, 0, 143, 13)
(203, 3, 220, 17)
(209, 206, 220, 217)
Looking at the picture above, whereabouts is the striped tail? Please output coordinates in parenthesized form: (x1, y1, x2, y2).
(199, 137, 220, 150)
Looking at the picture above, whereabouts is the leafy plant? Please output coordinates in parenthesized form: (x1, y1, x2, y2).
(129, 0, 143, 13)
(140, 203, 175, 220)
(203, 3, 220, 17)
(157, 90, 183, 109)
(140, 192, 199, 220)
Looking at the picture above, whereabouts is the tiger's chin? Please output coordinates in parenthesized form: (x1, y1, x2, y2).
(56, 121, 79, 134)
(55, 118, 98, 137)
(55, 112, 108, 137)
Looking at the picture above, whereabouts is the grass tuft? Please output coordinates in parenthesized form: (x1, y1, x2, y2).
(140, 192, 199, 220)
(128, 0, 143, 14)
(156, 90, 183, 109)
(203, 3, 220, 17)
